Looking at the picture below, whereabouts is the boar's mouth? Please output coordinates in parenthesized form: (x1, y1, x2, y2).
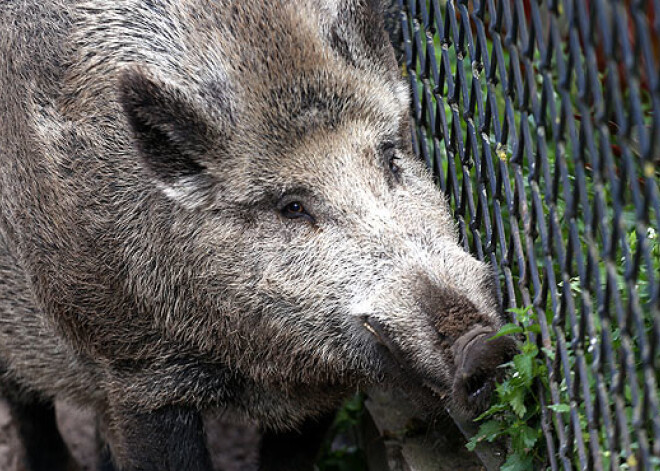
(362, 316, 516, 417)
(361, 316, 448, 397)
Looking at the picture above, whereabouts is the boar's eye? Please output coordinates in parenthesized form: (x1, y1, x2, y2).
(382, 143, 401, 179)
(280, 200, 315, 223)
(389, 154, 401, 175)
(284, 202, 304, 215)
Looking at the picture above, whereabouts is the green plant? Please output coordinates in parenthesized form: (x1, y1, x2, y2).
(466, 305, 553, 471)
(315, 393, 368, 471)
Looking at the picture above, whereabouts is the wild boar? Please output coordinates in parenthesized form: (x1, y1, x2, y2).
(0, 0, 517, 470)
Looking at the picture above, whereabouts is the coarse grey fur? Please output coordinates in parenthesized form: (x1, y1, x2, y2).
(0, 1, 516, 470)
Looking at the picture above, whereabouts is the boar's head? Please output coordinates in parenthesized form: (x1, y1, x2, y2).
(112, 0, 516, 425)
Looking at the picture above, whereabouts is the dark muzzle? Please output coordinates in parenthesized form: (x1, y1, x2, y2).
(451, 325, 518, 416)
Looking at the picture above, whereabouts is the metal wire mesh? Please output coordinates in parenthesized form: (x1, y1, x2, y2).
(395, 0, 660, 469)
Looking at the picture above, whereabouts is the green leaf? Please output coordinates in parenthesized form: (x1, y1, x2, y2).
(343, 394, 364, 412)
(489, 323, 523, 340)
(478, 419, 505, 441)
(548, 403, 571, 414)
(474, 403, 507, 421)
(465, 436, 479, 452)
(521, 341, 539, 356)
(512, 425, 539, 451)
(506, 306, 534, 326)
(501, 452, 534, 471)
(510, 388, 527, 418)
(533, 361, 548, 379)
(466, 420, 504, 451)
(541, 347, 555, 361)
(513, 353, 534, 388)
(524, 324, 541, 335)
(496, 379, 514, 399)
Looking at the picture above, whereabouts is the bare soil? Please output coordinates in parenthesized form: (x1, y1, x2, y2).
(0, 398, 260, 471)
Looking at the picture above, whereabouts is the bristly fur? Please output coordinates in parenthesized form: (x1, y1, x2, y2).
(0, 1, 515, 469)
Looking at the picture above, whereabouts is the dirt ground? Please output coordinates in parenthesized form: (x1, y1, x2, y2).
(0, 398, 260, 471)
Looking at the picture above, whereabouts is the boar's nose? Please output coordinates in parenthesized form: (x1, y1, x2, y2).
(451, 325, 517, 416)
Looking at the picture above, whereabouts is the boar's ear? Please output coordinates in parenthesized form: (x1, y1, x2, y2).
(330, 0, 398, 73)
(118, 68, 221, 210)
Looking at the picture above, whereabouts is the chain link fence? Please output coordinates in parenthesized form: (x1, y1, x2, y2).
(394, 0, 660, 469)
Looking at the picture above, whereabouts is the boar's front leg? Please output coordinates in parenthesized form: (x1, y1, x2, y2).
(103, 404, 212, 471)
(7, 399, 78, 471)
(1, 384, 78, 471)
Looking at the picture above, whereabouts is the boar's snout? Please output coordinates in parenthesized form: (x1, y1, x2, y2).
(451, 325, 517, 416)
